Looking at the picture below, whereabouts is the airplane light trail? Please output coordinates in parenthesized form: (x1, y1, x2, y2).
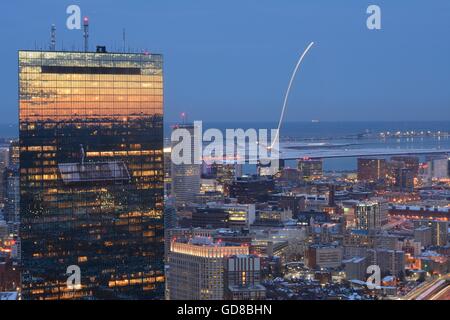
(271, 41, 315, 149)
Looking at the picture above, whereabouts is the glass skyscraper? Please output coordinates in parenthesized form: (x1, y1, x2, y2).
(19, 49, 164, 300)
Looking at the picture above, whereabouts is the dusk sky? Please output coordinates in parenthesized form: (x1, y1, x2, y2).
(1, 0, 450, 123)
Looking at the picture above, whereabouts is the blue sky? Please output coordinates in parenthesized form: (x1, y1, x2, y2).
(1, 0, 450, 123)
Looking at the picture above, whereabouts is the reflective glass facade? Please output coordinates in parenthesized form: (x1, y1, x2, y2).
(19, 50, 164, 300)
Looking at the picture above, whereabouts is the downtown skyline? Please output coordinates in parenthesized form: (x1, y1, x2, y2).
(0, 0, 450, 306)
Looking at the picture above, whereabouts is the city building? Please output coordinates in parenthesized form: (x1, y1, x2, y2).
(164, 146, 172, 195)
(413, 220, 448, 247)
(202, 162, 243, 195)
(374, 233, 400, 251)
(341, 200, 360, 230)
(298, 158, 323, 180)
(389, 204, 450, 220)
(448, 157, 450, 177)
(357, 158, 387, 182)
(167, 237, 248, 300)
(8, 140, 19, 169)
(3, 168, 19, 224)
(229, 175, 275, 204)
(171, 123, 201, 207)
(302, 194, 329, 212)
(343, 256, 368, 281)
(369, 249, 405, 279)
(0, 148, 9, 204)
(395, 167, 415, 192)
(19, 48, 164, 300)
(398, 238, 422, 257)
(254, 207, 293, 226)
(355, 200, 388, 232)
(164, 201, 178, 231)
(414, 226, 433, 248)
(193, 203, 255, 229)
(305, 244, 343, 270)
(269, 193, 305, 217)
(0, 254, 19, 292)
(224, 255, 266, 300)
(391, 156, 420, 175)
(420, 155, 449, 183)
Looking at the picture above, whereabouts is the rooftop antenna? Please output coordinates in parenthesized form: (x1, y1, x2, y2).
(50, 24, 56, 51)
(83, 16, 89, 52)
(122, 28, 126, 52)
(181, 112, 187, 124)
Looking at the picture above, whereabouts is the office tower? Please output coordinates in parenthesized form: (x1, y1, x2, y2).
(216, 163, 243, 185)
(167, 237, 248, 300)
(255, 207, 293, 226)
(374, 234, 399, 250)
(3, 168, 19, 224)
(343, 256, 368, 281)
(163, 199, 177, 260)
(171, 123, 201, 207)
(192, 203, 255, 229)
(357, 158, 387, 182)
(423, 155, 449, 180)
(202, 162, 243, 195)
(224, 255, 266, 300)
(277, 168, 300, 183)
(270, 193, 305, 217)
(0, 148, 8, 170)
(19, 48, 164, 300)
(395, 167, 415, 192)
(0, 148, 9, 204)
(305, 244, 343, 269)
(0, 253, 20, 292)
(369, 249, 405, 279)
(414, 226, 432, 248)
(163, 147, 172, 195)
(229, 175, 274, 204)
(448, 157, 450, 177)
(0, 221, 7, 239)
(386, 159, 404, 185)
(164, 202, 178, 231)
(298, 158, 323, 180)
(413, 220, 448, 247)
(355, 200, 387, 232)
(8, 140, 20, 169)
(398, 239, 421, 257)
(391, 156, 419, 176)
(341, 200, 361, 230)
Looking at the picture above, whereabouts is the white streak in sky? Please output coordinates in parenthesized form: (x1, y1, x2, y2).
(270, 42, 315, 149)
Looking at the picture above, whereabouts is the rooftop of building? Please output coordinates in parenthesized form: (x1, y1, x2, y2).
(170, 236, 249, 258)
(19, 48, 162, 57)
(309, 243, 342, 249)
(343, 256, 366, 264)
(234, 175, 274, 182)
(390, 205, 450, 213)
(227, 284, 266, 293)
(174, 236, 249, 248)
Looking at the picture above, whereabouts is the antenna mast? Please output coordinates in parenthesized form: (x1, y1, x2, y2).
(83, 17, 89, 52)
(50, 24, 56, 51)
(123, 28, 126, 52)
